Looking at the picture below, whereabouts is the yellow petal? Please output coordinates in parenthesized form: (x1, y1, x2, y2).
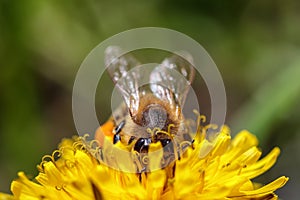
(0, 192, 14, 200)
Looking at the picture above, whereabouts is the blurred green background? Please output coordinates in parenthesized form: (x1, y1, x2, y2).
(0, 0, 299, 198)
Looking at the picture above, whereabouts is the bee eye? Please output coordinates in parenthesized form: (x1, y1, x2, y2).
(142, 105, 167, 129)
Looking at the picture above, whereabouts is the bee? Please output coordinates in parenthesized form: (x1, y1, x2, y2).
(95, 46, 195, 162)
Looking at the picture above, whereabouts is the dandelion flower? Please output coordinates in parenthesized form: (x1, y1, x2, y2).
(0, 116, 288, 200)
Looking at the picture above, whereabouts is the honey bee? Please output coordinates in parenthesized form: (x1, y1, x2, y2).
(95, 46, 195, 158)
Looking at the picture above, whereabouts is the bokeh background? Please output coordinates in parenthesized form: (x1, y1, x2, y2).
(1, 0, 299, 199)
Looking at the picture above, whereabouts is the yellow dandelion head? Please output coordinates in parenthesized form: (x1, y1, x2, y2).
(0, 116, 288, 200)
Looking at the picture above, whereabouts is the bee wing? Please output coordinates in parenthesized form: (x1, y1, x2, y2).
(150, 52, 195, 107)
(105, 46, 141, 116)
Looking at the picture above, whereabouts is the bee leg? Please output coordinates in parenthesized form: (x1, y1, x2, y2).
(160, 139, 172, 147)
(160, 139, 176, 165)
(99, 149, 104, 161)
(113, 133, 121, 144)
(138, 170, 146, 182)
(134, 138, 151, 174)
(128, 136, 135, 145)
(113, 120, 125, 144)
(183, 132, 192, 142)
(160, 139, 173, 155)
(181, 133, 193, 151)
(134, 138, 151, 153)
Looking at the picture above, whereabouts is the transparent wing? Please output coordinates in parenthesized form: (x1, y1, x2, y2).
(150, 52, 195, 107)
(105, 46, 141, 116)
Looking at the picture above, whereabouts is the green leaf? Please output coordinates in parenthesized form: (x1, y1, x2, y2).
(230, 59, 300, 144)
